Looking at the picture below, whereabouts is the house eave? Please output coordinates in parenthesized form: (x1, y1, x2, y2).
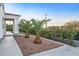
(5, 13, 21, 17)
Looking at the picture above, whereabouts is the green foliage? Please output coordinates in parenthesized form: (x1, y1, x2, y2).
(40, 29, 53, 39)
(28, 27, 35, 34)
(19, 19, 32, 33)
(40, 25, 77, 45)
(74, 31, 79, 40)
(19, 18, 79, 46)
(31, 18, 46, 36)
(60, 28, 77, 45)
(6, 24, 13, 31)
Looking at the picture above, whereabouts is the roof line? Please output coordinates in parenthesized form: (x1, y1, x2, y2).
(5, 13, 21, 16)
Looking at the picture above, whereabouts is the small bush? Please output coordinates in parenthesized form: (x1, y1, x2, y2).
(74, 31, 79, 40)
(40, 30, 52, 39)
(6, 24, 13, 31)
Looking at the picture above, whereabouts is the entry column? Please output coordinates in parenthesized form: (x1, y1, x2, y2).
(13, 18, 19, 34)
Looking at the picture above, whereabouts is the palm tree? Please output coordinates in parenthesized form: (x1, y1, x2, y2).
(31, 18, 46, 44)
(44, 14, 51, 30)
(19, 19, 32, 38)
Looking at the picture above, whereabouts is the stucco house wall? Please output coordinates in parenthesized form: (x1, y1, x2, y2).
(0, 3, 21, 42)
(0, 4, 5, 41)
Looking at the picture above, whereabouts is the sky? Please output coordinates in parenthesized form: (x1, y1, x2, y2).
(4, 3, 79, 26)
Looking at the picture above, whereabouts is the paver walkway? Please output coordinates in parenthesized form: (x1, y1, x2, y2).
(0, 36, 23, 56)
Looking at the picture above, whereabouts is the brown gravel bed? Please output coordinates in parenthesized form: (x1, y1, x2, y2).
(15, 35, 63, 56)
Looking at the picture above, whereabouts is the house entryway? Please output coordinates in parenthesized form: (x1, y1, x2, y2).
(3, 13, 20, 36)
(0, 17, 23, 55)
(5, 19, 14, 36)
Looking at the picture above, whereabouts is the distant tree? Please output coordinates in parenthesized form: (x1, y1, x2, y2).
(64, 21, 79, 30)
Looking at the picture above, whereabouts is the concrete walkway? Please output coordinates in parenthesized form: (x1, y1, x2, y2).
(31, 45, 79, 56)
(6, 31, 13, 36)
(31, 38, 79, 56)
(0, 36, 23, 56)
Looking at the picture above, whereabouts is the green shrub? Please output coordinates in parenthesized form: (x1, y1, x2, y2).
(59, 28, 77, 45)
(6, 24, 13, 31)
(47, 26, 77, 45)
(40, 30, 52, 39)
(74, 31, 79, 40)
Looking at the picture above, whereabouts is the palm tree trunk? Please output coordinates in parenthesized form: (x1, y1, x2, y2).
(46, 22, 47, 30)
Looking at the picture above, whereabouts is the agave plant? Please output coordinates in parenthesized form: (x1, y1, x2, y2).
(19, 19, 32, 38)
(31, 18, 46, 44)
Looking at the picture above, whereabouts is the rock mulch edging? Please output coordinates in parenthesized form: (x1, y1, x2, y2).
(15, 35, 63, 56)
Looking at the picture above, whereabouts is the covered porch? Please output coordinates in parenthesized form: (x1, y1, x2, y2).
(4, 13, 21, 36)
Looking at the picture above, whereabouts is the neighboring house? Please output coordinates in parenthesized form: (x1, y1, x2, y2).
(0, 3, 21, 42)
